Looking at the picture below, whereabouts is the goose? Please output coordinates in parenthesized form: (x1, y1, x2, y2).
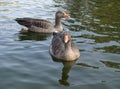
(15, 11, 70, 33)
(49, 31, 80, 61)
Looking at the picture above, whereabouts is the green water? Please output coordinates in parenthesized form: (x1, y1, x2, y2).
(0, 0, 120, 89)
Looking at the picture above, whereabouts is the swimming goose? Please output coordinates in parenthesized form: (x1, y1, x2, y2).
(49, 31, 80, 61)
(15, 11, 70, 33)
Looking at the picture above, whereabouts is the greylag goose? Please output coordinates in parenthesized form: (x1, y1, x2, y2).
(49, 31, 80, 61)
(15, 11, 70, 33)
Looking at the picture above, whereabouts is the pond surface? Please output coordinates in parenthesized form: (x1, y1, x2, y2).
(0, 0, 120, 89)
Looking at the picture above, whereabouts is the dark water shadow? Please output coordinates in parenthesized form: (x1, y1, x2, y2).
(100, 60, 120, 70)
(51, 57, 76, 86)
(18, 31, 52, 41)
(76, 63, 99, 69)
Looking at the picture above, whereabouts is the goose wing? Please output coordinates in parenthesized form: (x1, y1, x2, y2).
(15, 18, 54, 29)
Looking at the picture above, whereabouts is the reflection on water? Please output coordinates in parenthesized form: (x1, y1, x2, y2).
(59, 61, 76, 86)
(18, 32, 52, 41)
(101, 60, 120, 69)
(56, 61, 76, 86)
(51, 57, 76, 86)
(59, 0, 120, 29)
(95, 45, 120, 54)
(76, 62, 99, 69)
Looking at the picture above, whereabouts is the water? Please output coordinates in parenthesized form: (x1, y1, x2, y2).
(0, 0, 120, 89)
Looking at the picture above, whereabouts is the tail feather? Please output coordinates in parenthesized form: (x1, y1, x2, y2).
(15, 18, 31, 28)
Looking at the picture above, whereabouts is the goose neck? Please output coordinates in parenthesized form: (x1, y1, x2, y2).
(55, 17, 62, 27)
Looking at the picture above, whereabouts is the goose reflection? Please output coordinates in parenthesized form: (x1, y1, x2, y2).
(59, 61, 76, 86)
(18, 31, 52, 41)
(51, 57, 76, 86)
